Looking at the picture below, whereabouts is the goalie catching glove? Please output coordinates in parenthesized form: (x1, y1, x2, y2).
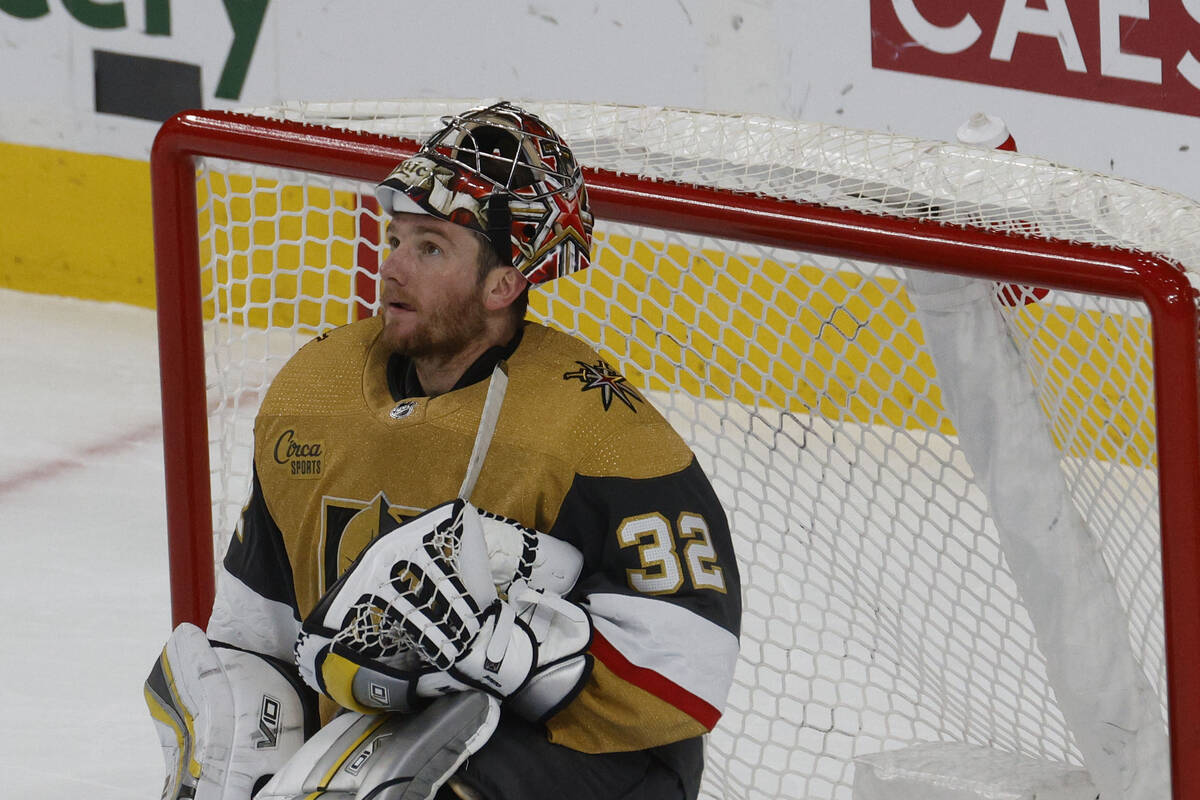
(296, 499, 593, 722)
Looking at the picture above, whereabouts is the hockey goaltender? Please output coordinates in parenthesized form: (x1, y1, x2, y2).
(143, 102, 742, 800)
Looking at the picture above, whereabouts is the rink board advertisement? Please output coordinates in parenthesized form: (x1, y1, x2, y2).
(1, 0, 1199, 305)
(870, 0, 1200, 118)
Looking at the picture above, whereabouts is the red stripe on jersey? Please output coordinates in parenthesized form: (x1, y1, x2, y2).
(590, 630, 722, 730)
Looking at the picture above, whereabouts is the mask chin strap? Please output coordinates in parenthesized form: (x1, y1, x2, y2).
(484, 194, 513, 267)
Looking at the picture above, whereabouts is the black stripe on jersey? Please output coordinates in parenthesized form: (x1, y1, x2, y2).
(548, 457, 742, 638)
(223, 465, 301, 614)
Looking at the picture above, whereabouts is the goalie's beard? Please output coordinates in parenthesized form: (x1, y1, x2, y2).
(382, 289, 490, 364)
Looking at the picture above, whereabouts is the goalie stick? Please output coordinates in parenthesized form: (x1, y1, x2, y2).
(457, 362, 509, 502)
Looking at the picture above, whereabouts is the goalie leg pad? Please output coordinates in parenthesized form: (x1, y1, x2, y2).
(144, 623, 317, 800)
(255, 691, 500, 800)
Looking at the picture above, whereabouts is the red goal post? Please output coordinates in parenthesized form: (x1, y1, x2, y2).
(151, 104, 1200, 800)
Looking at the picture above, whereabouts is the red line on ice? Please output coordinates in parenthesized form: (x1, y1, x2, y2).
(0, 420, 163, 497)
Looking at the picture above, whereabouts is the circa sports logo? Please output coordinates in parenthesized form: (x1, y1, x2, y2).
(273, 429, 325, 478)
(563, 360, 643, 412)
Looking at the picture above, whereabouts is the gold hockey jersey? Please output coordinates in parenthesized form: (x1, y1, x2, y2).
(223, 317, 741, 756)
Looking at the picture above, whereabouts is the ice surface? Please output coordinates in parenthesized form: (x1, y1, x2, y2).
(0, 289, 168, 798)
(0, 287, 1161, 799)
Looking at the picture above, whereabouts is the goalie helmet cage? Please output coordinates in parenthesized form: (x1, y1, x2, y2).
(150, 101, 1200, 800)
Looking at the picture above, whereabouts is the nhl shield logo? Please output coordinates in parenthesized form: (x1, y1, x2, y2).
(390, 400, 417, 420)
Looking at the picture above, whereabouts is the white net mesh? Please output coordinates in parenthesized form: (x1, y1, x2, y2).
(253, 100, 1200, 274)
(174, 100, 1200, 799)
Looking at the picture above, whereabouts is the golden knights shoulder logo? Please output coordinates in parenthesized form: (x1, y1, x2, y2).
(273, 429, 325, 478)
(320, 492, 421, 594)
(563, 359, 643, 412)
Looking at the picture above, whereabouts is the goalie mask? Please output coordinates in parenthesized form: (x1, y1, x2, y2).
(375, 101, 594, 285)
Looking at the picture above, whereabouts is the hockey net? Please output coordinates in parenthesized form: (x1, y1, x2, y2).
(150, 100, 1200, 800)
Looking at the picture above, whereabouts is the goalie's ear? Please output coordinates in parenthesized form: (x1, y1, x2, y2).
(482, 264, 529, 312)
